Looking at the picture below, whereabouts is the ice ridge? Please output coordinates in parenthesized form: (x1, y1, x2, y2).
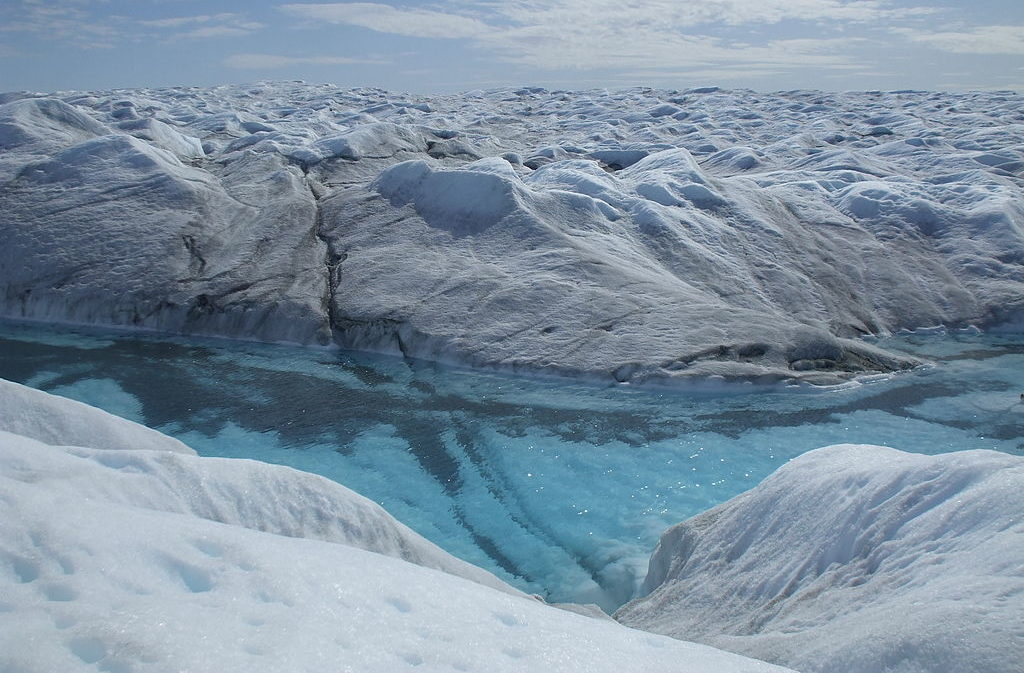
(1, 84, 1022, 384)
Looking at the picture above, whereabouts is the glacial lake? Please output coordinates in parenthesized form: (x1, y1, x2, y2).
(1, 320, 1021, 611)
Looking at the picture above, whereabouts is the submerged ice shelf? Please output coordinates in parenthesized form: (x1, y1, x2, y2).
(1, 321, 1021, 611)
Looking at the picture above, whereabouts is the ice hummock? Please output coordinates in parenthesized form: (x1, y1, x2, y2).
(2, 84, 1022, 384)
(616, 444, 1024, 673)
(0, 378, 797, 673)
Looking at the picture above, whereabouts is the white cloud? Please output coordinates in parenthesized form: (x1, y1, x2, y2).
(139, 15, 220, 29)
(482, 0, 934, 30)
(224, 53, 389, 69)
(138, 13, 264, 40)
(275, 1, 924, 74)
(0, 0, 120, 48)
(280, 3, 492, 39)
(473, 20, 871, 72)
(894, 25, 1024, 56)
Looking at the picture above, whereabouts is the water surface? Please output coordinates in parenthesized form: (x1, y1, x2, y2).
(1, 321, 1021, 610)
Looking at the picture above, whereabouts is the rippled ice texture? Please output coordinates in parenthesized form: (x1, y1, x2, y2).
(1, 322, 1021, 611)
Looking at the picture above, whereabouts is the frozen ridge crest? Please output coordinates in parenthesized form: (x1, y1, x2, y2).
(1, 84, 1023, 384)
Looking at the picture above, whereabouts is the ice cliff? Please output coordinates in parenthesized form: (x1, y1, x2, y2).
(0, 379, 796, 673)
(2, 84, 1022, 383)
(616, 444, 1024, 673)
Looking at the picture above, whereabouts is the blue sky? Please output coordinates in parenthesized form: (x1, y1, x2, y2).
(1, 1, 1022, 93)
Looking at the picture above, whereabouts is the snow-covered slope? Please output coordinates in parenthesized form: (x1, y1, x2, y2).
(0, 379, 514, 593)
(0, 377, 194, 455)
(2, 84, 1023, 382)
(615, 444, 1024, 673)
(0, 380, 796, 673)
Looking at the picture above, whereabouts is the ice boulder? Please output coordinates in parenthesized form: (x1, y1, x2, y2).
(616, 444, 1024, 673)
(372, 158, 527, 232)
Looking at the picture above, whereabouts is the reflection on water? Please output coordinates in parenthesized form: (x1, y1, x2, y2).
(1, 321, 1021, 610)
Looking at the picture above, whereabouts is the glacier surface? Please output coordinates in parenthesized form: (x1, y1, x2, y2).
(2, 84, 1023, 383)
(0, 378, 798, 673)
(616, 444, 1024, 673)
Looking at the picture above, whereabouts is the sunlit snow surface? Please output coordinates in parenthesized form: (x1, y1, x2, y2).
(1, 322, 1022, 610)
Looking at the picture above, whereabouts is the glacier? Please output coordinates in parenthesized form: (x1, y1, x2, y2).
(616, 444, 1024, 673)
(2, 84, 1023, 384)
(2, 80, 1022, 672)
(0, 378, 798, 673)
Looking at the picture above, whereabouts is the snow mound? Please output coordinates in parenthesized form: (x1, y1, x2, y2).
(0, 97, 108, 153)
(0, 383, 795, 673)
(0, 97, 109, 180)
(616, 444, 1024, 673)
(328, 152, 925, 384)
(116, 118, 205, 160)
(0, 378, 193, 455)
(290, 122, 429, 164)
(373, 159, 526, 231)
(0, 378, 510, 590)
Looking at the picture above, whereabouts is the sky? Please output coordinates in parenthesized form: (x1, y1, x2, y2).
(1, 0, 1022, 94)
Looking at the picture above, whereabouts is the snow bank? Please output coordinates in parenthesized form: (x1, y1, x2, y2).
(616, 444, 1024, 673)
(0, 378, 193, 455)
(0, 380, 795, 673)
(0, 378, 510, 592)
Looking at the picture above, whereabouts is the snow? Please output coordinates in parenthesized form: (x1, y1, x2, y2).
(0, 378, 193, 455)
(616, 444, 1024, 673)
(0, 379, 796, 673)
(0, 379, 517, 594)
(1, 84, 1022, 384)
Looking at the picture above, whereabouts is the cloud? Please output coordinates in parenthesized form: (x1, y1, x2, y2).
(275, 1, 927, 74)
(0, 4, 264, 46)
(893, 25, 1024, 56)
(0, 0, 120, 48)
(224, 53, 389, 69)
(182, 25, 262, 39)
(280, 3, 492, 39)
(138, 12, 264, 40)
(483, 0, 934, 30)
(472, 21, 871, 73)
(139, 15, 219, 29)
